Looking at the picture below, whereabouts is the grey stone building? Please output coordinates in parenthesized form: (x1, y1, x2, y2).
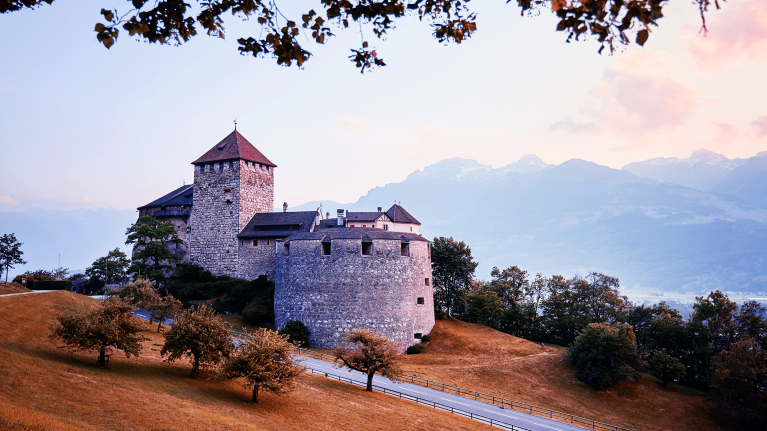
(137, 129, 435, 349)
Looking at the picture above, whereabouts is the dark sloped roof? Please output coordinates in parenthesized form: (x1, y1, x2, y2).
(238, 211, 317, 238)
(385, 204, 420, 225)
(138, 184, 194, 209)
(285, 227, 427, 243)
(346, 211, 387, 222)
(192, 130, 276, 166)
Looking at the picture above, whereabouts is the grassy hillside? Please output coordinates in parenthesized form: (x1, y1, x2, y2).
(0, 292, 492, 431)
(0, 283, 31, 295)
(400, 318, 730, 431)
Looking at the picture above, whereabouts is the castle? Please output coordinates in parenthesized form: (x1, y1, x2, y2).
(137, 130, 435, 349)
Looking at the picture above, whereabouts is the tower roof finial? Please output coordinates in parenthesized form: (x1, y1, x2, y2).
(234, 118, 237, 131)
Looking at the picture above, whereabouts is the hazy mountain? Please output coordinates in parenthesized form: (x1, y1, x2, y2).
(622, 149, 748, 191)
(709, 152, 767, 208)
(0, 208, 136, 278)
(299, 156, 767, 294)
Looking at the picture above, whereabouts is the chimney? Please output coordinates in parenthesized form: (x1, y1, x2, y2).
(283, 202, 288, 213)
(337, 209, 345, 227)
(326, 212, 330, 220)
(377, 207, 382, 212)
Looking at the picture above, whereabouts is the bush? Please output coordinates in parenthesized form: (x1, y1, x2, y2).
(279, 320, 310, 347)
(568, 322, 640, 390)
(242, 300, 274, 325)
(406, 344, 425, 354)
(434, 309, 446, 320)
(30, 280, 72, 291)
(420, 334, 432, 343)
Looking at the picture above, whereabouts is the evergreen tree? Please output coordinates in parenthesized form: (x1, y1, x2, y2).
(0, 233, 26, 284)
(125, 216, 183, 287)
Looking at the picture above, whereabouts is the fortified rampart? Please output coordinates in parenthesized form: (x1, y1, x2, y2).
(275, 231, 435, 350)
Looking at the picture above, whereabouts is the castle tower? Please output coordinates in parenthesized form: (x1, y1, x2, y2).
(189, 130, 276, 276)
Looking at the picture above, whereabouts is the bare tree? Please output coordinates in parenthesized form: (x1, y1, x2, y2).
(161, 305, 234, 377)
(334, 328, 402, 391)
(219, 328, 304, 402)
(50, 297, 148, 367)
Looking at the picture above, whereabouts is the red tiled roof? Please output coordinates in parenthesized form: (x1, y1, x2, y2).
(192, 130, 276, 166)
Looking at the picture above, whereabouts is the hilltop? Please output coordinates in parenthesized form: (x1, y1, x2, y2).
(401, 318, 730, 431)
(0, 291, 491, 431)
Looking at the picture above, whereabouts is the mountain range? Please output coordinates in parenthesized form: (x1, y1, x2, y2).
(3, 149, 766, 295)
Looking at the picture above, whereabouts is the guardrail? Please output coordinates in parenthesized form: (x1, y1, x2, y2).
(295, 347, 631, 431)
(303, 366, 531, 431)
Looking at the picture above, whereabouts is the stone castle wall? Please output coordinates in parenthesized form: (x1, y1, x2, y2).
(189, 160, 274, 276)
(274, 238, 435, 350)
(237, 238, 277, 281)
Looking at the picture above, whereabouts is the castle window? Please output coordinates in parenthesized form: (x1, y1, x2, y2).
(401, 243, 409, 256)
(284, 244, 290, 255)
(410, 227, 413, 232)
(425, 278, 430, 286)
(253, 239, 258, 247)
(219, 164, 224, 172)
(414, 333, 422, 339)
(229, 161, 234, 170)
(362, 241, 372, 256)
(417, 297, 425, 305)
(322, 242, 331, 255)
(266, 240, 271, 246)
(384, 224, 389, 231)
(362, 225, 367, 228)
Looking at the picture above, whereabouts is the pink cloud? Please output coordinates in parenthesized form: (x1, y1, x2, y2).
(550, 117, 599, 134)
(0, 195, 19, 206)
(710, 121, 740, 144)
(83, 195, 91, 203)
(335, 117, 367, 133)
(749, 115, 767, 138)
(683, 0, 767, 69)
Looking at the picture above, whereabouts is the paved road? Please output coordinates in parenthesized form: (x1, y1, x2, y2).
(0, 290, 54, 297)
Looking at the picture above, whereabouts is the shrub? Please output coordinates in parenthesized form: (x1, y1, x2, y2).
(568, 322, 640, 390)
(29, 280, 72, 291)
(279, 320, 310, 347)
(420, 334, 432, 343)
(406, 344, 425, 354)
(242, 300, 274, 325)
(434, 309, 446, 320)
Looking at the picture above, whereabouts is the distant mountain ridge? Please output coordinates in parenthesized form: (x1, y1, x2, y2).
(622, 149, 749, 191)
(296, 153, 767, 294)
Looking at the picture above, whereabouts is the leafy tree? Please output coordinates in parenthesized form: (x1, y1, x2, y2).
(279, 320, 310, 347)
(219, 328, 304, 402)
(540, 275, 583, 346)
(116, 278, 160, 308)
(51, 266, 70, 280)
(150, 294, 183, 333)
(465, 290, 504, 329)
(568, 322, 641, 390)
(50, 297, 149, 367)
(489, 265, 528, 309)
(649, 348, 686, 387)
(85, 248, 131, 285)
(1, 0, 720, 73)
(126, 216, 183, 287)
(735, 300, 767, 350)
(334, 328, 403, 392)
(161, 304, 234, 377)
(431, 236, 478, 315)
(0, 233, 26, 284)
(68, 273, 87, 281)
(710, 339, 767, 429)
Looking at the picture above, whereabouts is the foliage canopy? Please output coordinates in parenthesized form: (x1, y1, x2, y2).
(334, 327, 403, 391)
(161, 304, 234, 377)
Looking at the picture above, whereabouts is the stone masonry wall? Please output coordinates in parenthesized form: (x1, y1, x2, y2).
(189, 160, 274, 277)
(275, 238, 435, 350)
(237, 238, 277, 281)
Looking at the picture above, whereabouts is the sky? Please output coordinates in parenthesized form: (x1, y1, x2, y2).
(1, 0, 766, 211)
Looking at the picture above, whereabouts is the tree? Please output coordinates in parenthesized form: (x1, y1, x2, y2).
(126, 216, 183, 287)
(0, 233, 27, 284)
(489, 265, 528, 309)
(465, 290, 504, 329)
(149, 294, 183, 333)
(116, 278, 160, 308)
(161, 304, 234, 377)
(278, 320, 310, 347)
(568, 322, 641, 390)
(85, 248, 131, 285)
(710, 339, 767, 428)
(219, 328, 304, 402)
(649, 348, 686, 387)
(51, 266, 70, 280)
(735, 300, 767, 350)
(1, 0, 720, 73)
(50, 297, 149, 367)
(431, 237, 478, 316)
(334, 328, 403, 391)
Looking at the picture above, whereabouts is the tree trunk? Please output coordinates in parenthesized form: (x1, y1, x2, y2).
(98, 345, 107, 368)
(157, 321, 163, 333)
(252, 386, 259, 402)
(191, 357, 199, 378)
(366, 371, 374, 391)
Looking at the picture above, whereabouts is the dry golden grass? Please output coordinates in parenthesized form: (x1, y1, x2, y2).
(399, 318, 731, 431)
(0, 283, 31, 295)
(0, 292, 493, 431)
